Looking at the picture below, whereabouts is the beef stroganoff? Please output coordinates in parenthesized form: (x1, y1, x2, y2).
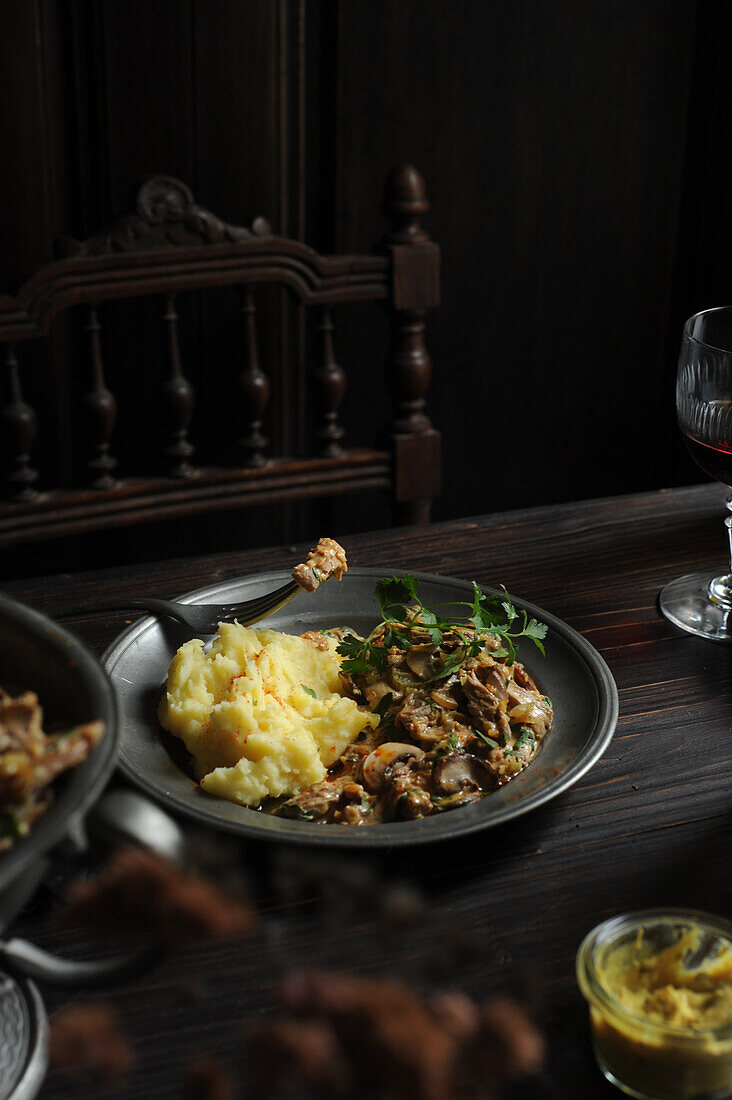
(159, 541, 552, 826)
(0, 688, 105, 849)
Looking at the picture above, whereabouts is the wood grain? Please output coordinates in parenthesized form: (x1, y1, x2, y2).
(6, 482, 731, 1098)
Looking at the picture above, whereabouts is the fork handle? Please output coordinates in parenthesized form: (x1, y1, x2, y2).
(74, 598, 190, 627)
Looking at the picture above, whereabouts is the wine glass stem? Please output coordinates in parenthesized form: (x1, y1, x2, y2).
(708, 498, 732, 610)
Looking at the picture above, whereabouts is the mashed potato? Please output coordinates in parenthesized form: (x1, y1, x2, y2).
(158, 622, 378, 807)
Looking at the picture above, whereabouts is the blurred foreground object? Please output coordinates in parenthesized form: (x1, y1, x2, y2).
(247, 969, 544, 1100)
(62, 847, 255, 945)
(49, 1003, 134, 1083)
(183, 1054, 236, 1100)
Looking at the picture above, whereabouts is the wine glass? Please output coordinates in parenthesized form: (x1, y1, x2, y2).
(660, 306, 732, 640)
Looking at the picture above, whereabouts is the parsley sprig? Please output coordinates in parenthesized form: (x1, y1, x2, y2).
(336, 575, 547, 679)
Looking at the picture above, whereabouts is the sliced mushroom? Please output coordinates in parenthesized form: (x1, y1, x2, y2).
(430, 674, 460, 710)
(432, 789, 483, 811)
(363, 681, 394, 708)
(405, 644, 439, 680)
(362, 742, 425, 792)
(432, 754, 494, 795)
(430, 687, 458, 710)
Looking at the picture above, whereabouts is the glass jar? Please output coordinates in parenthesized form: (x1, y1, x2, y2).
(576, 909, 732, 1099)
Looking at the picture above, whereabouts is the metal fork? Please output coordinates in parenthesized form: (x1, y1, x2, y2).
(84, 578, 300, 634)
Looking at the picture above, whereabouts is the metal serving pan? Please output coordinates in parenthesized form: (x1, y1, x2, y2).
(0, 592, 119, 897)
(0, 594, 179, 1097)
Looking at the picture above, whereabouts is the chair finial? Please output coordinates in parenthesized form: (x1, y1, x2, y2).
(383, 164, 430, 244)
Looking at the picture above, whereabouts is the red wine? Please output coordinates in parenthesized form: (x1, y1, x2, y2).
(683, 432, 732, 485)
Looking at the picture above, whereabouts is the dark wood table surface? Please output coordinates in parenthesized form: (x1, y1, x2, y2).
(5, 482, 732, 1099)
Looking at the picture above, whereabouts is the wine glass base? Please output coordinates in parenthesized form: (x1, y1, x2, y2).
(659, 572, 732, 642)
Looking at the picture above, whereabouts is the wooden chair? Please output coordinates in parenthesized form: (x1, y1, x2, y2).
(0, 164, 440, 564)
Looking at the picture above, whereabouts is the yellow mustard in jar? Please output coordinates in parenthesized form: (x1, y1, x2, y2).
(577, 910, 732, 1100)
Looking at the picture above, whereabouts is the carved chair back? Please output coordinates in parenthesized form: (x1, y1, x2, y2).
(0, 165, 440, 561)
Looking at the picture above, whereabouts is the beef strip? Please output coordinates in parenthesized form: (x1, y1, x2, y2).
(460, 658, 511, 742)
(396, 691, 445, 745)
(0, 719, 105, 805)
(512, 663, 539, 693)
(0, 690, 45, 755)
(279, 777, 373, 824)
(380, 758, 433, 820)
(292, 538, 348, 593)
(299, 630, 332, 652)
(0, 685, 105, 804)
(0, 687, 105, 849)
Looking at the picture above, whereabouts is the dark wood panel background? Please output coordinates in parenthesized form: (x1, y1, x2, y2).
(1, 0, 727, 576)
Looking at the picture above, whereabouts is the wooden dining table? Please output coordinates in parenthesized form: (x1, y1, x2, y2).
(5, 481, 732, 1099)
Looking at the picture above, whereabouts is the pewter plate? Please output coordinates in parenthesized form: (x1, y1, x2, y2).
(103, 569, 618, 848)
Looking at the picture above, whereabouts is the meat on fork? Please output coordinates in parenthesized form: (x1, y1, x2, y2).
(292, 537, 348, 593)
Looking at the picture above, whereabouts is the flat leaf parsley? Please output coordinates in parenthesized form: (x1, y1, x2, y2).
(336, 575, 547, 679)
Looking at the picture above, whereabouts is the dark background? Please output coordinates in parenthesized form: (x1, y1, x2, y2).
(2, 0, 730, 575)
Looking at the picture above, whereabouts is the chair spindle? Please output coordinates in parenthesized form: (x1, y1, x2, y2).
(388, 312, 433, 435)
(382, 164, 441, 526)
(238, 290, 269, 468)
(2, 343, 39, 502)
(383, 165, 434, 436)
(312, 308, 346, 458)
(85, 307, 118, 489)
(162, 294, 195, 478)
